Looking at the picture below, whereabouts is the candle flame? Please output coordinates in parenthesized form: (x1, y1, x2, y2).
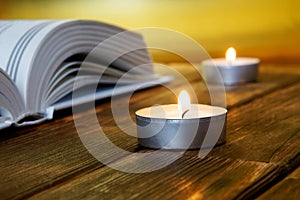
(178, 90, 191, 118)
(226, 47, 236, 63)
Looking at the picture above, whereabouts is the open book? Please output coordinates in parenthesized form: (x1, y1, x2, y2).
(0, 20, 171, 129)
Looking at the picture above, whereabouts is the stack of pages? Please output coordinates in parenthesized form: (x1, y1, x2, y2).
(0, 20, 170, 129)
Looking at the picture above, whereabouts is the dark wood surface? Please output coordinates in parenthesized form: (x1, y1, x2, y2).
(0, 63, 299, 199)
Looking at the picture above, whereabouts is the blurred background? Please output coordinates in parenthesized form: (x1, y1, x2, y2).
(1, 0, 299, 63)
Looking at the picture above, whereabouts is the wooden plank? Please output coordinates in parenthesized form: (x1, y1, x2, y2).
(29, 156, 275, 200)
(0, 118, 99, 199)
(0, 63, 204, 199)
(208, 82, 300, 164)
(270, 130, 300, 165)
(24, 72, 300, 199)
(258, 166, 300, 200)
(0, 63, 299, 199)
(225, 63, 300, 108)
(166, 63, 300, 108)
(125, 63, 300, 112)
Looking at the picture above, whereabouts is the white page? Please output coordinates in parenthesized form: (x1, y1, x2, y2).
(0, 20, 173, 129)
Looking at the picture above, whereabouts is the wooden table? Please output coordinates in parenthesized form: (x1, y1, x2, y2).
(1, 63, 299, 199)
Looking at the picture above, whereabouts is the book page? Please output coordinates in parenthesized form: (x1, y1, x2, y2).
(0, 68, 24, 122)
(0, 20, 170, 126)
(0, 21, 51, 96)
(21, 20, 156, 113)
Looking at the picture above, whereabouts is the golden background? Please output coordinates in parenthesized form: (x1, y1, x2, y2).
(1, 0, 299, 63)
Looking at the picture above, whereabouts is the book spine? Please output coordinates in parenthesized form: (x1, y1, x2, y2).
(14, 107, 54, 127)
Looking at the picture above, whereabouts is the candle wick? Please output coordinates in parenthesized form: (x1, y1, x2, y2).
(226, 60, 233, 66)
(181, 109, 190, 119)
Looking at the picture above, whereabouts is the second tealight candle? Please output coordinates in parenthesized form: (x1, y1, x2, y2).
(202, 47, 260, 85)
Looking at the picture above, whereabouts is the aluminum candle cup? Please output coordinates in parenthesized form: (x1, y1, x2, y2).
(135, 104, 227, 149)
(202, 58, 260, 85)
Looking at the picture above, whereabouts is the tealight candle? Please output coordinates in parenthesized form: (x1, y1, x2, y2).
(135, 90, 227, 149)
(202, 47, 260, 85)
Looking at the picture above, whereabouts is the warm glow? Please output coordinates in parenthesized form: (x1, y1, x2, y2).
(226, 47, 236, 62)
(178, 90, 191, 115)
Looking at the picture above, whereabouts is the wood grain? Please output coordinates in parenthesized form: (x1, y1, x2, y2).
(0, 63, 299, 199)
(208, 82, 300, 163)
(29, 157, 275, 200)
(166, 63, 300, 109)
(28, 82, 300, 200)
(258, 166, 300, 200)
